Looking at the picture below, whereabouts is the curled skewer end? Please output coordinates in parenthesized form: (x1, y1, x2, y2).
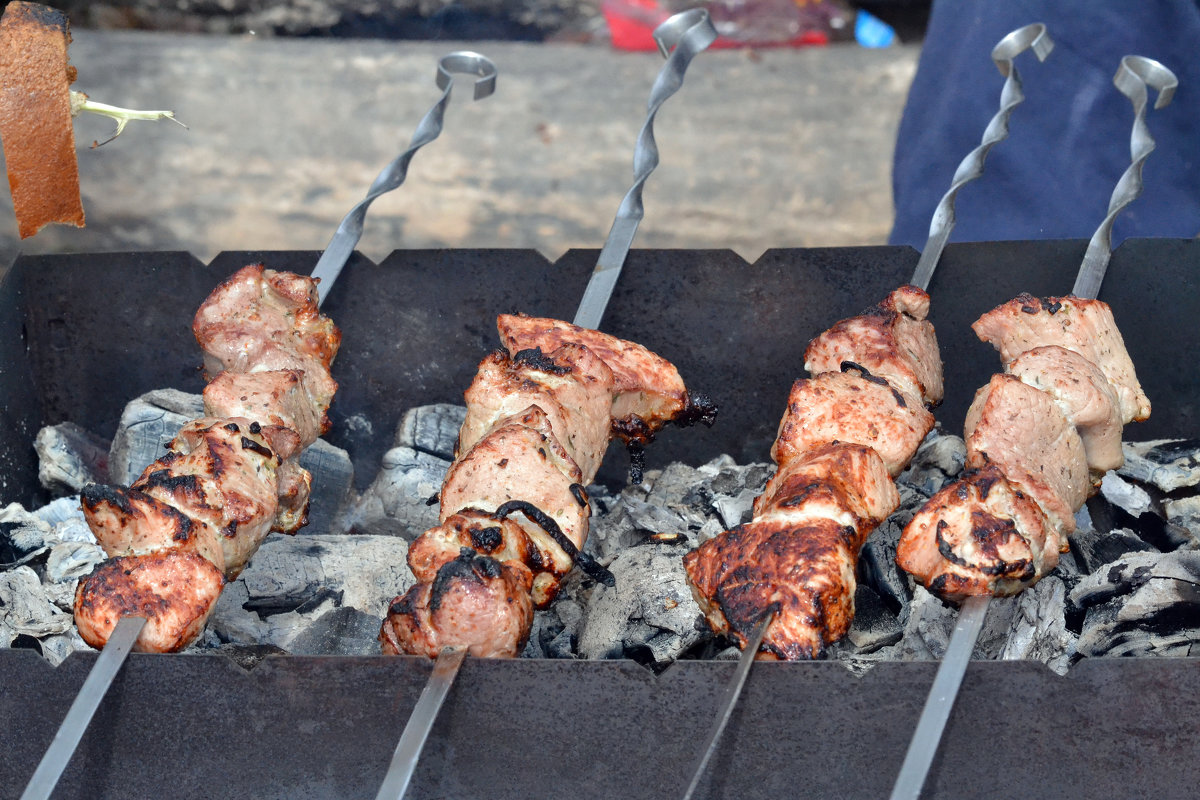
(652, 8, 717, 59)
(436, 51, 498, 101)
(1116, 55, 1177, 110)
(991, 22, 1054, 74)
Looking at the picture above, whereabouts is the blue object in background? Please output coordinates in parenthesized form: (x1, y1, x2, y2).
(856, 9, 896, 48)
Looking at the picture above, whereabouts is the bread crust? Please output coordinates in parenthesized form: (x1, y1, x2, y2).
(0, 2, 84, 238)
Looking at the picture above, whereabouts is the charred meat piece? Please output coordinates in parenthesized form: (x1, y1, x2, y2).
(685, 517, 864, 660)
(754, 442, 899, 529)
(771, 371, 934, 477)
(203, 369, 324, 449)
(964, 375, 1088, 535)
(407, 510, 533, 584)
(74, 551, 225, 653)
(972, 294, 1149, 423)
(457, 344, 615, 483)
(80, 483, 226, 572)
(496, 313, 690, 439)
(1006, 345, 1123, 478)
(380, 550, 534, 659)
(897, 465, 1060, 599)
(804, 284, 943, 407)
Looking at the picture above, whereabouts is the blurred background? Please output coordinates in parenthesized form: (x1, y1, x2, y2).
(0, 0, 930, 270)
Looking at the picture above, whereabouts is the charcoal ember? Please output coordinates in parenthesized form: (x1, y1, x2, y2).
(395, 403, 466, 459)
(858, 485, 925, 617)
(1069, 526, 1158, 575)
(108, 388, 204, 484)
(296, 440, 355, 536)
(1099, 472, 1155, 518)
(37, 629, 89, 667)
(43, 541, 107, 610)
(1071, 550, 1200, 658)
(209, 533, 414, 650)
(345, 446, 448, 539)
(1164, 496, 1200, 537)
(0, 504, 50, 567)
(898, 429, 966, 497)
(35, 422, 111, 495)
(0, 566, 74, 643)
(33, 497, 96, 544)
(999, 577, 1077, 674)
(522, 599, 584, 659)
(1117, 439, 1200, 493)
(576, 539, 707, 667)
(902, 586, 1017, 660)
(286, 607, 385, 656)
(845, 584, 902, 654)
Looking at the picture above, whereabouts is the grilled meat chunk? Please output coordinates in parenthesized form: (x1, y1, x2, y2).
(1006, 345, 1123, 478)
(685, 517, 865, 660)
(897, 465, 1060, 599)
(194, 264, 340, 431)
(771, 371, 934, 477)
(74, 551, 225, 653)
(754, 442, 899, 528)
(380, 550, 534, 659)
(496, 314, 689, 438)
(804, 284, 943, 406)
(203, 369, 324, 449)
(407, 511, 533, 584)
(972, 294, 1149, 423)
(964, 375, 1088, 535)
(458, 344, 615, 482)
(80, 483, 226, 571)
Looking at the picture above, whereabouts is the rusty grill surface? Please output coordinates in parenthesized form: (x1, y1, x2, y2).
(1, 241, 1198, 799)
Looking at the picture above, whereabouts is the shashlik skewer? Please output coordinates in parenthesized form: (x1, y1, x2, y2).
(888, 54, 1177, 800)
(679, 25, 1052, 800)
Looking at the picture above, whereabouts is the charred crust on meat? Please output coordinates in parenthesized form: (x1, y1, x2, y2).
(139, 469, 201, 494)
(469, 525, 504, 553)
(81, 483, 134, 514)
(1044, 299, 1063, 315)
(512, 347, 569, 375)
(249, 421, 262, 434)
(389, 588, 419, 616)
(933, 515, 1032, 579)
(498, 458, 509, 468)
(425, 494, 440, 506)
(839, 360, 908, 408)
(494, 500, 615, 587)
(239, 436, 274, 459)
(222, 521, 238, 538)
(223, 422, 241, 434)
(569, 483, 589, 508)
(429, 549, 505, 613)
(675, 392, 719, 428)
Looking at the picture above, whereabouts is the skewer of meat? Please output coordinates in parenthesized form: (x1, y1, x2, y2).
(888, 55, 1177, 800)
(73, 264, 341, 652)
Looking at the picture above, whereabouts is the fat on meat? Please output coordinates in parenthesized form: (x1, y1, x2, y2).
(457, 344, 615, 482)
(771, 370, 934, 477)
(897, 465, 1060, 598)
(804, 284, 943, 406)
(1005, 345, 1123, 477)
(972, 294, 1149, 423)
(964, 374, 1088, 535)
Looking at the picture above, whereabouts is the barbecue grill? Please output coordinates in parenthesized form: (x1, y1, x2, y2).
(2, 239, 1198, 799)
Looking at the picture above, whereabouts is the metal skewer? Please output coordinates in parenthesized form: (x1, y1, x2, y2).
(681, 23, 1050, 800)
(889, 54, 1177, 800)
(20, 50, 497, 800)
(374, 12, 715, 799)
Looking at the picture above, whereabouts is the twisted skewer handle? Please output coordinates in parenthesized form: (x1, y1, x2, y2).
(311, 52, 498, 304)
(1072, 56, 1177, 300)
(909, 23, 1053, 291)
(572, 9, 717, 330)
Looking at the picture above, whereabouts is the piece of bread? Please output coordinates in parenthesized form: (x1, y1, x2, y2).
(0, 2, 84, 238)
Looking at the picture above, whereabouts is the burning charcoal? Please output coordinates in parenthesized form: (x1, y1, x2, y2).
(523, 600, 584, 659)
(37, 629, 88, 667)
(1117, 439, 1200, 493)
(108, 388, 204, 484)
(43, 540, 106, 608)
(35, 421, 110, 495)
(33, 496, 95, 543)
(1163, 496, 1200, 538)
(286, 607, 385, 656)
(395, 403, 466, 459)
(346, 446, 449, 539)
(902, 586, 1017, 660)
(898, 429, 966, 497)
(0, 566, 74, 643)
(858, 486, 925, 616)
(999, 577, 1077, 675)
(1099, 472, 1155, 518)
(1069, 526, 1158, 575)
(845, 584, 902, 654)
(0, 504, 50, 567)
(297, 439, 355, 536)
(1072, 550, 1200, 658)
(576, 539, 707, 667)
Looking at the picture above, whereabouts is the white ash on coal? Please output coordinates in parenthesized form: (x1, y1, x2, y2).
(35, 422, 110, 495)
(5, 403, 1200, 670)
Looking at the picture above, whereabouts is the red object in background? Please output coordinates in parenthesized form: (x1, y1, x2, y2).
(603, 0, 845, 51)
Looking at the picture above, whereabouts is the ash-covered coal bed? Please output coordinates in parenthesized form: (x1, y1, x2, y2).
(4, 393, 1199, 671)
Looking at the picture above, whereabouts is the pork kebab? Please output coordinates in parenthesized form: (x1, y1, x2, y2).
(380, 315, 716, 657)
(72, 264, 340, 652)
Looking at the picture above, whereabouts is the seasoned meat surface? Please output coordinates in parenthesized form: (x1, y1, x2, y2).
(380, 551, 534, 659)
(771, 371, 934, 477)
(804, 285, 943, 406)
(1006, 345, 1123, 477)
(496, 314, 688, 436)
(74, 551, 225, 653)
(458, 345, 614, 483)
(897, 465, 1060, 599)
(407, 511, 533, 584)
(203, 369, 324, 449)
(755, 442, 899, 529)
(964, 375, 1088, 535)
(972, 294, 1149, 423)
